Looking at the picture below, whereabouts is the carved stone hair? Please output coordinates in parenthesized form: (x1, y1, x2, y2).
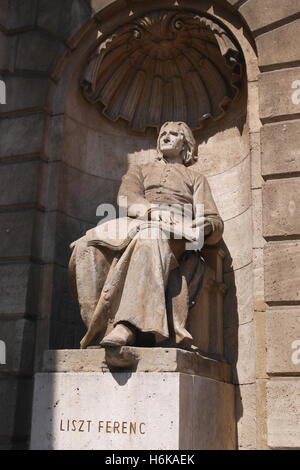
(157, 122, 198, 166)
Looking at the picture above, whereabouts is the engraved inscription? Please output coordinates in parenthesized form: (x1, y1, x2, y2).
(59, 419, 146, 435)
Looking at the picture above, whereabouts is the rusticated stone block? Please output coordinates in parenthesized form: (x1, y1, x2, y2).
(263, 179, 300, 238)
(0, 76, 49, 113)
(261, 121, 300, 176)
(236, 384, 257, 450)
(224, 263, 254, 327)
(250, 131, 263, 189)
(0, 114, 45, 157)
(222, 207, 253, 272)
(15, 31, 65, 74)
(58, 164, 119, 224)
(267, 379, 300, 449)
(0, 211, 35, 258)
(253, 248, 265, 302)
(6, 0, 38, 30)
(224, 321, 256, 385)
(0, 161, 40, 206)
(252, 188, 264, 248)
(259, 68, 300, 121)
(0, 32, 8, 69)
(37, 0, 92, 40)
(0, 263, 31, 314)
(239, 0, 300, 32)
(0, 377, 32, 440)
(257, 20, 300, 67)
(266, 309, 300, 375)
(0, 318, 35, 374)
(208, 156, 251, 222)
(0, 0, 9, 29)
(264, 242, 300, 302)
(198, 124, 250, 177)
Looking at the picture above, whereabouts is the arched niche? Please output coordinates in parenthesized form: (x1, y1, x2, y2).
(42, 1, 259, 401)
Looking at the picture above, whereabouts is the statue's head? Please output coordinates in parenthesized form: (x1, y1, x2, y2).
(157, 122, 197, 166)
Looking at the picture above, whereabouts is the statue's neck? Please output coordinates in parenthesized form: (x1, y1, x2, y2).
(161, 155, 183, 165)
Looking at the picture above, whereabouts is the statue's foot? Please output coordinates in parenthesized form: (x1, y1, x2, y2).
(100, 323, 135, 347)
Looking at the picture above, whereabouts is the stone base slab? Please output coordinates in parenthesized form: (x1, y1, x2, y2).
(43, 347, 232, 383)
(30, 371, 236, 450)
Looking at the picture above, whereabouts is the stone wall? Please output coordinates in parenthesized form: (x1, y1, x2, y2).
(0, 0, 300, 450)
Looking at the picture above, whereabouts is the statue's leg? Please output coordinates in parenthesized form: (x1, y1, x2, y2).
(166, 267, 193, 346)
(166, 250, 206, 346)
(68, 237, 114, 329)
(110, 232, 180, 343)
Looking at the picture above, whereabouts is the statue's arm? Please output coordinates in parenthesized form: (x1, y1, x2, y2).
(193, 173, 224, 246)
(117, 165, 152, 218)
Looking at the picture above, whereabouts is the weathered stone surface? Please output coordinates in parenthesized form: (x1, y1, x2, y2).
(0, 76, 49, 113)
(224, 321, 256, 385)
(0, 377, 32, 440)
(0, 318, 35, 374)
(0, 210, 35, 258)
(264, 242, 300, 302)
(240, 0, 300, 32)
(0, 0, 9, 29)
(267, 379, 300, 449)
(58, 164, 118, 223)
(257, 19, 300, 67)
(235, 384, 257, 450)
(64, 116, 152, 181)
(198, 123, 250, 176)
(248, 81, 262, 133)
(224, 263, 254, 328)
(15, 31, 65, 74)
(266, 309, 300, 375)
(0, 32, 8, 70)
(263, 179, 300, 238)
(250, 131, 263, 189)
(253, 248, 265, 302)
(37, 0, 92, 40)
(0, 161, 40, 206)
(222, 207, 253, 272)
(55, 211, 92, 266)
(256, 379, 268, 449)
(261, 121, 300, 176)
(6, 0, 38, 30)
(0, 115, 45, 157)
(43, 348, 232, 383)
(31, 371, 236, 450)
(91, 0, 120, 13)
(259, 68, 300, 121)
(0, 263, 31, 314)
(208, 156, 251, 222)
(255, 312, 267, 380)
(45, 116, 64, 162)
(252, 188, 264, 249)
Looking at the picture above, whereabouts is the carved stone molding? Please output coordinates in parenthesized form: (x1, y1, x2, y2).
(81, 10, 243, 131)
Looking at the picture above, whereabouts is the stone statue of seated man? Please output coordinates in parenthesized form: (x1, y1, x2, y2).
(69, 122, 223, 350)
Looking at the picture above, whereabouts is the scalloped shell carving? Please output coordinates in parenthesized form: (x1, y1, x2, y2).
(81, 10, 243, 131)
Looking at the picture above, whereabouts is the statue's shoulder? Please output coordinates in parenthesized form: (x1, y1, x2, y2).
(186, 164, 207, 183)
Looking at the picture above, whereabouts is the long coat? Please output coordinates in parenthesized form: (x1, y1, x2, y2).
(69, 159, 224, 349)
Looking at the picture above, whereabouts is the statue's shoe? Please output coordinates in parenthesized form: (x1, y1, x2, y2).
(100, 323, 135, 347)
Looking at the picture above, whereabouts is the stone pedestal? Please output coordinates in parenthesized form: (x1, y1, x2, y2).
(30, 348, 236, 450)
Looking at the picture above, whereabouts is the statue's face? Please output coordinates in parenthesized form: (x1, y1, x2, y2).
(159, 126, 185, 158)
